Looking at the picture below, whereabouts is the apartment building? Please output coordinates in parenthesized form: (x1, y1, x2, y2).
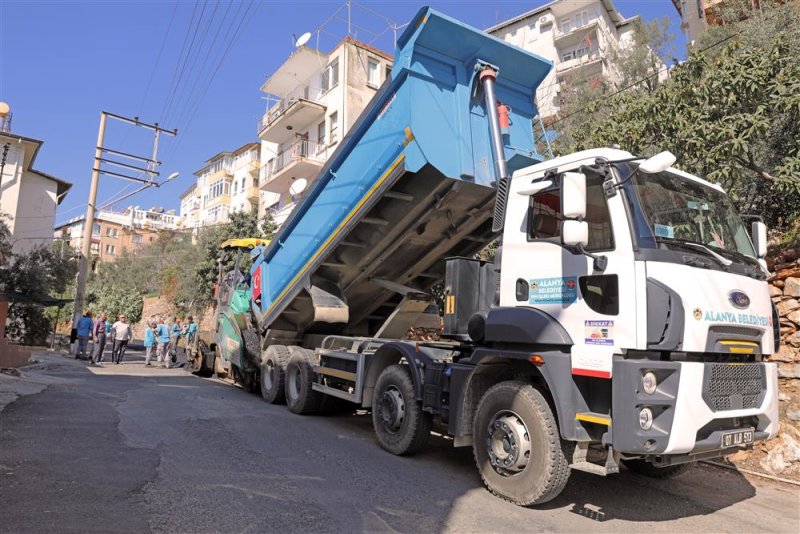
(487, 0, 639, 119)
(55, 206, 178, 272)
(181, 142, 260, 232)
(257, 36, 392, 226)
(0, 105, 72, 255)
(671, 0, 764, 45)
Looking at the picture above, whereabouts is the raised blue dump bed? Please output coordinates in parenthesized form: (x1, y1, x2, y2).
(252, 7, 552, 335)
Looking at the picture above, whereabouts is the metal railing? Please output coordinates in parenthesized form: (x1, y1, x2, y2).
(261, 140, 327, 181)
(258, 85, 326, 132)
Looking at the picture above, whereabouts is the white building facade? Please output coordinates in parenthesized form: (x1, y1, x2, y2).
(0, 130, 71, 255)
(257, 36, 393, 226)
(181, 142, 260, 232)
(487, 0, 639, 119)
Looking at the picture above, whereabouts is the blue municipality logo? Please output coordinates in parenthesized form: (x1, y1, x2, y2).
(728, 290, 750, 309)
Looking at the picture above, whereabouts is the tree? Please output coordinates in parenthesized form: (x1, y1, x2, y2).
(0, 220, 78, 344)
(553, 1, 800, 231)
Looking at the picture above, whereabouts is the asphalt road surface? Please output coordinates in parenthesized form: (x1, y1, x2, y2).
(1, 350, 798, 533)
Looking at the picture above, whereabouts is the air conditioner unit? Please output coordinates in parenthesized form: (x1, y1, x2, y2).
(539, 14, 553, 24)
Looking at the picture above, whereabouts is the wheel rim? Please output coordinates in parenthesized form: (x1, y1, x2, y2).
(486, 410, 531, 476)
(263, 360, 275, 390)
(379, 386, 405, 434)
(288, 365, 301, 400)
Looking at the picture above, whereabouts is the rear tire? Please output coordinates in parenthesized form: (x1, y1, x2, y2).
(195, 348, 213, 377)
(285, 351, 323, 415)
(260, 345, 289, 404)
(473, 381, 573, 506)
(372, 364, 431, 455)
(622, 459, 693, 479)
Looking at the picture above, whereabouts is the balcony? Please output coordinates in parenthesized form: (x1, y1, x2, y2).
(553, 21, 599, 48)
(260, 140, 327, 194)
(247, 186, 260, 204)
(257, 85, 326, 144)
(556, 50, 604, 75)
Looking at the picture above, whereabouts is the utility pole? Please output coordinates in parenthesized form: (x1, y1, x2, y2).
(70, 111, 177, 332)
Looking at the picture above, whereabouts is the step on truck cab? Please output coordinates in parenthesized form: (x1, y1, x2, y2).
(221, 7, 779, 506)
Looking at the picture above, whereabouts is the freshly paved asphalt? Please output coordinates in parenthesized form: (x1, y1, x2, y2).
(1, 350, 798, 533)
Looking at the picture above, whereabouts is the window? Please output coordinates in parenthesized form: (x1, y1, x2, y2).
(208, 179, 229, 200)
(697, 0, 703, 18)
(526, 23, 538, 43)
(385, 64, 392, 80)
(105, 227, 119, 238)
(367, 58, 380, 88)
(322, 59, 339, 92)
(579, 275, 619, 315)
(132, 234, 143, 244)
(527, 173, 614, 252)
(105, 244, 116, 255)
(560, 17, 572, 33)
(241, 177, 246, 191)
(232, 180, 238, 194)
(329, 111, 339, 143)
(317, 120, 326, 147)
(575, 10, 589, 28)
(92, 223, 101, 236)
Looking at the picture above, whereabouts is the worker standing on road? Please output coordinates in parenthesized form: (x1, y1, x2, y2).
(156, 317, 171, 368)
(170, 316, 182, 365)
(91, 312, 108, 365)
(144, 320, 157, 366)
(182, 316, 198, 367)
(74, 311, 93, 360)
(110, 315, 132, 364)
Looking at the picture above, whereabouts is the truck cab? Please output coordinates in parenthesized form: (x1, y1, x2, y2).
(491, 147, 779, 461)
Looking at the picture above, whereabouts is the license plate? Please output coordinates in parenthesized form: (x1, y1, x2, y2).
(721, 428, 754, 449)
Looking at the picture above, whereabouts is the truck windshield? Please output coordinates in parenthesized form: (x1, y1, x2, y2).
(620, 165, 756, 263)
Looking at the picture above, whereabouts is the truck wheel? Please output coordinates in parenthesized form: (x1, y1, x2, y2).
(473, 381, 573, 506)
(260, 345, 289, 404)
(622, 459, 693, 479)
(285, 353, 323, 415)
(372, 364, 431, 455)
(195, 349, 213, 377)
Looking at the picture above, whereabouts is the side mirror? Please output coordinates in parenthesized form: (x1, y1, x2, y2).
(562, 220, 588, 247)
(561, 172, 587, 219)
(639, 151, 676, 174)
(752, 221, 767, 258)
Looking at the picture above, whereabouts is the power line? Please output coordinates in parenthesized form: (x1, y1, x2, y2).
(163, 0, 221, 127)
(136, 0, 180, 117)
(159, 1, 204, 123)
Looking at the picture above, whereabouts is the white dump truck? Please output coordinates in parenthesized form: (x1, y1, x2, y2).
(209, 7, 780, 506)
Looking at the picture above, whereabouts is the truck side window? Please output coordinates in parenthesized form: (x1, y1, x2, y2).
(527, 174, 614, 252)
(579, 274, 619, 315)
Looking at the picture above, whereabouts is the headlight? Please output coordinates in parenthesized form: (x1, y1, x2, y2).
(639, 407, 654, 430)
(642, 371, 657, 395)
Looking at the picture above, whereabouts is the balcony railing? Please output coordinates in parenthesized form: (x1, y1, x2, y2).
(261, 140, 327, 182)
(557, 49, 603, 73)
(258, 85, 326, 132)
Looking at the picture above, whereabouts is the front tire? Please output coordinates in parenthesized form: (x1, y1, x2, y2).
(372, 364, 431, 455)
(260, 345, 289, 404)
(473, 381, 573, 506)
(622, 459, 693, 479)
(213, 346, 228, 379)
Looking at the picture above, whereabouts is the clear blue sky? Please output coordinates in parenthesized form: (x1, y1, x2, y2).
(0, 1, 684, 227)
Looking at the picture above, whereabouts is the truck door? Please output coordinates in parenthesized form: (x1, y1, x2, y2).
(500, 170, 639, 372)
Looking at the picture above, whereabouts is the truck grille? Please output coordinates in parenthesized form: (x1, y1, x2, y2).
(703, 364, 765, 412)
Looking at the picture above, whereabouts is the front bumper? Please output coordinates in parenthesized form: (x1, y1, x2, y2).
(611, 360, 779, 455)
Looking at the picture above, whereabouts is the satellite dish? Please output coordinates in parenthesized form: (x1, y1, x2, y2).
(295, 32, 312, 48)
(0, 102, 9, 116)
(289, 178, 308, 196)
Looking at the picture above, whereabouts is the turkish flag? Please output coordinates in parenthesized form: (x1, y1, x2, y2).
(252, 266, 262, 301)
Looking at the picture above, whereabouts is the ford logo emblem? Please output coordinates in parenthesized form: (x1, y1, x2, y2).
(728, 290, 750, 309)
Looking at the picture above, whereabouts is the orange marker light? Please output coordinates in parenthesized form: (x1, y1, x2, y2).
(529, 354, 545, 366)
